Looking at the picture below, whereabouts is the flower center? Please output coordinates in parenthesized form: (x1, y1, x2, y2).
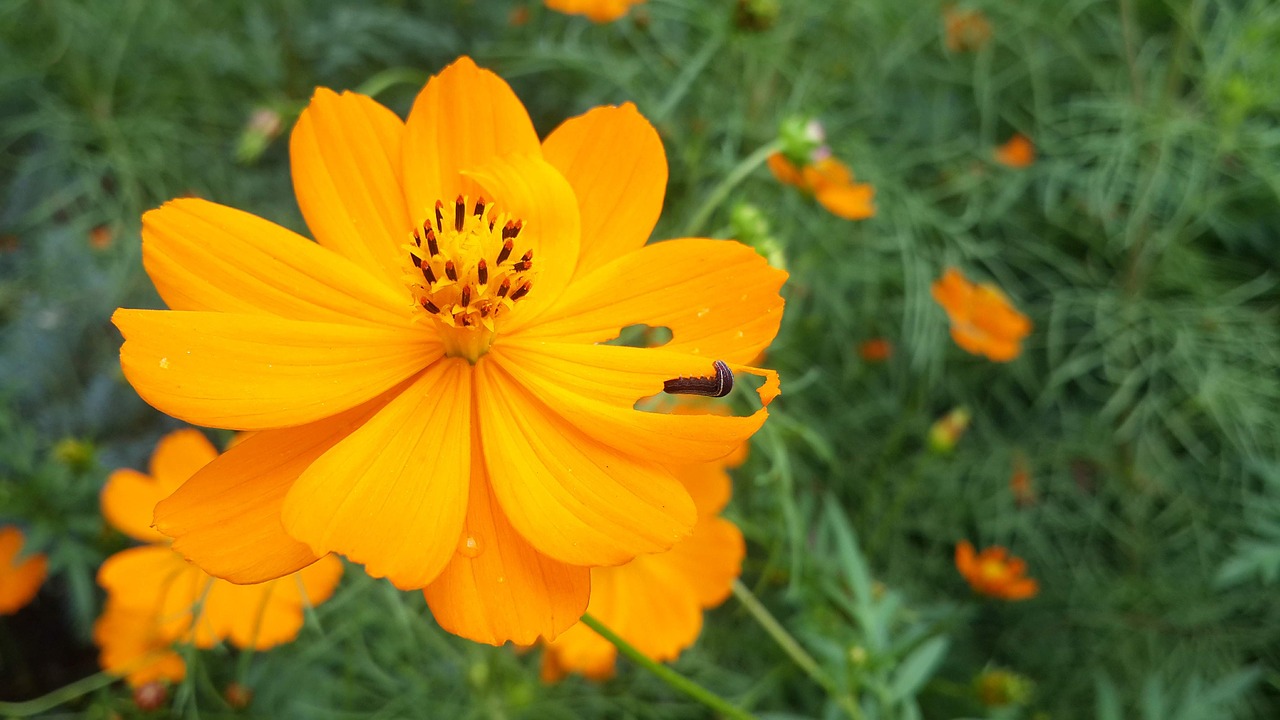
(405, 195, 535, 362)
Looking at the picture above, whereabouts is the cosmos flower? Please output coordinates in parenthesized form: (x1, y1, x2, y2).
(94, 430, 343, 685)
(994, 134, 1035, 169)
(113, 57, 785, 646)
(768, 152, 876, 221)
(541, 422, 746, 680)
(545, 0, 645, 23)
(955, 541, 1038, 601)
(0, 526, 47, 615)
(930, 267, 1031, 362)
(943, 5, 992, 52)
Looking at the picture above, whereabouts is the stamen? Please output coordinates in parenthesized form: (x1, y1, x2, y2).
(434, 201, 444, 232)
(425, 227, 440, 257)
(454, 195, 465, 231)
(497, 278, 511, 298)
(422, 299, 441, 314)
(460, 285, 471, 307)
(496, 240, 513, 265)
(444, 260, 458, 282)
(477, 259, 488, 286)
(509, 282, 531, 302)
(474, 197, 486, 217)
(502, 222, 519, 240)
(422, 263, 436, 284)
(409, 253, 421, 268)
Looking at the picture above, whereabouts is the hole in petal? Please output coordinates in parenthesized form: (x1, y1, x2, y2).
(606, 324, 672, 349)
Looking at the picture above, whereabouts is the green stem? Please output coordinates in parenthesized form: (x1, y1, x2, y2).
(683, 139, 783, 237)
(731, 580, 865, 720)
(0, 671, 116, 716)
(580, 613, 755, 720)
(355, 67, 430, 99)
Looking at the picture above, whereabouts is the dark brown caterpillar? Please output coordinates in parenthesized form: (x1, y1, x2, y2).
(663, 360, 734, 398)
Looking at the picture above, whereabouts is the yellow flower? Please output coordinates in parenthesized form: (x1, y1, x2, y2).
(930, 267, 1031, 362)
(545, 0, 645, 23)
(0, 526, 47, 615)
(768, 152, 876, 221)
(994, 133, 1035, 169)
(94, 430, 343, 686)
(955, 541, 1038, 601)
(113, 57, 785, 646)
(541, 424, 746, 680)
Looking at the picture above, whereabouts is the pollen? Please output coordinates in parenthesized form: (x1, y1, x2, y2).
(404, 196, 536, 360)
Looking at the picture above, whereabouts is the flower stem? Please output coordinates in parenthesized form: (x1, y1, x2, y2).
(580, 612, 755, 720)
(0, 671, 116, 716)
(731, 580, 866, 720)
(683, 140, 783, 238)
(355, 67, 430, 99)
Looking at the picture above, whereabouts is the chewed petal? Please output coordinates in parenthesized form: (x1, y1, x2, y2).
(475, 356, 696, 566)
(492, 340, 765, 464)
(541, 104, 666, 280)
(518, 238, 787, 365)
(142, 198, 410, 327)
(282, 359, 471, 590)
(154, 394, 393, 584)
(402, 57, 540, 221)
(114, 309, 440, 430)
(465, 153, 581, 329)
(424, 448, 589, 646)
(291, 89, 411, 288)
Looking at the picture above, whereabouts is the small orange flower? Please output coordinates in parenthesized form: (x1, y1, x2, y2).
(943, 5, 992, 52)
(768, 153, 876, 220)
(95, 430, 343, 686)
(545, 0, 645, 22)
(541, 435, 746, 681)
(858, 338, 893, 362)
(931, 267, 1030, 362)
(1010, 454, 1035, 507)
(114, 56, 784, 647)
(0, 526, 47, 615)
(955, 541, 1038, 601)
(994, 134, 1035, 169)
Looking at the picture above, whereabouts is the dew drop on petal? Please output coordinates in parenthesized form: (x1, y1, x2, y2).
(159, 357, 169, 369)
(458, 535, 482, 558)
(696, 307, 710, 318)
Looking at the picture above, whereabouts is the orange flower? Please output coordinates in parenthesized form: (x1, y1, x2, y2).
(1010, 454, 1035, 507)
(930, 267, 1030, 362)
(857, 338, 893, 362)
(943, 5, 992, 52)
(994, 134, 1035, 169)
(0, 526, 47, 615)
(113, 57, 785, 646)
(89, 225, 115, 250)
(94, 430, 343, 686)
(955, 541, 1038, 601)
(545, 0, 645, 22)
(768, 152, 876, 220)
(541, 435, 746, 680)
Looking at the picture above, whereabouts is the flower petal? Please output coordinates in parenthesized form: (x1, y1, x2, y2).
(424, 449, 589, 646)
(0, 527, 46, 615)
(290, 88, 412, 288)
(815, 183, 876, 220)
(669, 460, 733, 518)
(475, 356, 696, 566)
(142, 198, 410, 327)
(282, 359, 472, 589)
(402, 57, 540, 221)
(114, 309, 440, 430)
(148, 429, 219, 493)
(154, 397, 391, 584)
(94, 600, 187, 687)
(492, 340, 765, 464)
(465, 152, 581, 330)
(518, 238, 787, 365)
(195, 555, 344, 650)
(541, 103, 666, 279)
(102, 469, 171, 545)
(651, 515, 745, 607)
(97, 546, 208, 641)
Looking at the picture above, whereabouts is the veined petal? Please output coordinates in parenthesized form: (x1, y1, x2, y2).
(402, 57, 540, 221)
(541, 104, 666, 279)
(424, 440, 589, 646)
(154, 395, 393, 584)
(466, 153, 581, 329)
(282, 359, 471, 590)
(291, 88, 412, 288)
(475, 357, 696, 566)
(492, 340, 765, 464)
(518, 238, 787, 365)
(142, 198, 410, 327)
(114, 309, 440, 430)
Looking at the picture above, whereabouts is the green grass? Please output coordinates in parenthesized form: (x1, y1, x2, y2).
(3, 0, 1280, 717)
